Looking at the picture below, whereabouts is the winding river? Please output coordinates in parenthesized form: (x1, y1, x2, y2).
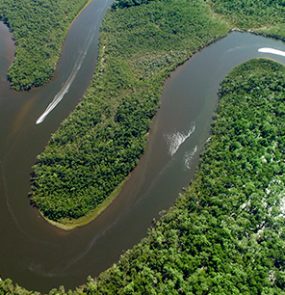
(0, 0, 285, 292)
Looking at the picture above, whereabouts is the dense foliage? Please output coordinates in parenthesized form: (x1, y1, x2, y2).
(31, 0, 228, 222)
(112, 0, 159, 9)
(0, 0, 88, 90)
(209, 0, 285, 39)
(82, 59, 285, 294)
(0, 279, 39, 295)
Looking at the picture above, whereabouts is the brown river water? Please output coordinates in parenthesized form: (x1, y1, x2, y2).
(0, 0, 285, 292)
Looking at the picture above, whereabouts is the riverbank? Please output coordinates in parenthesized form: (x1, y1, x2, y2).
(49, 0, 93, 76)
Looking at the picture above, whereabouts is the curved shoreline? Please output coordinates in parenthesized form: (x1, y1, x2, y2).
(41, 178, 128, 230)
(0, 0, 118, 290)
(1, 0, 285, 292)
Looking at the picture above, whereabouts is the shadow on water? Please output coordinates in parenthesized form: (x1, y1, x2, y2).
(0, 2, 285, 292)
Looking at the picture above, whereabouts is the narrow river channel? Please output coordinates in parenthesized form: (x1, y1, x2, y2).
(0, 0, 285, 292)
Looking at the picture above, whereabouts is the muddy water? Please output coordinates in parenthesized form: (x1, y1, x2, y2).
(0, 4, 285, 292)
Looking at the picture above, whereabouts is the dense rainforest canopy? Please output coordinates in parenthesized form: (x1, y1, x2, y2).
(1, 0, 285, 294)
(0, 0, 88, 90)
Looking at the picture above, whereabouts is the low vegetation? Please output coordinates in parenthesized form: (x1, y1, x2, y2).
(209, 0, 285, 39)
(0, 0, 88, 90)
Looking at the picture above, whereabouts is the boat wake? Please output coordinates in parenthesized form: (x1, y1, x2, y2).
(184, 145, 198, 169)
(258, 47, 285, 57)
(165, 124, 196, 156)
(36, 29, 95, 125)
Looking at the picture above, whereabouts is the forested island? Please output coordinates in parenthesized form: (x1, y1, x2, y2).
(1, 0, 285, 294)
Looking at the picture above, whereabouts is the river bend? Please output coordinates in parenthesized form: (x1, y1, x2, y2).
(0, 2, 285, 292)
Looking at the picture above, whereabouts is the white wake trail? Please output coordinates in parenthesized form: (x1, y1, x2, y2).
(166, 124, 196, 156)
(184, 145, 198, 169)
(36, 30, 94, 125)
(258, 48, 285, 57)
